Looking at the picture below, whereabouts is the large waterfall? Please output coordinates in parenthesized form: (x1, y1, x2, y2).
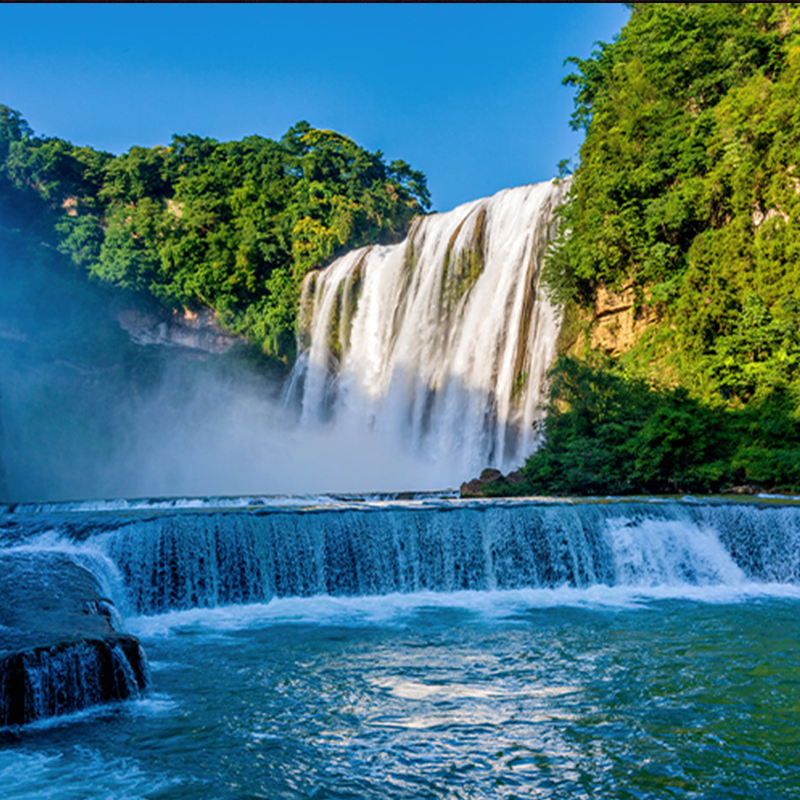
(7, 179, 800, 799)
(285, 181, 568, 484)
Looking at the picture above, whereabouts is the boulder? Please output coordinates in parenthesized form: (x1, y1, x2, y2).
(459, 478, 485, 498)
(460, 467, 517, 497)
(0, 552, 149, 726)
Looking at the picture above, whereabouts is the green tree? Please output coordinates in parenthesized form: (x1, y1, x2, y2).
(546, 3, 800, 403)
(0, 105, 430, 364)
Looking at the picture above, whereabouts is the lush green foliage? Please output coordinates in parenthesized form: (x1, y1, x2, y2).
(549, 3, 800, 405)
(498, 357, 800, 496)
(509, 4, 800, 496)
(0, 110, 429, 362)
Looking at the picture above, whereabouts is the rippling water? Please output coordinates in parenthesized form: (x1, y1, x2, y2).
(4, 591, 800, 799)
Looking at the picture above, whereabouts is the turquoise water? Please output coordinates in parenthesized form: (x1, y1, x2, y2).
(2, 497, 800, 798)
(3, 592, 800, 799)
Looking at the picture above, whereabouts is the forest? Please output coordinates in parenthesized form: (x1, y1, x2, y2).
(0, 109, 429, 364)
(5, 2, 800, 497)
(505, 2, 800, 495)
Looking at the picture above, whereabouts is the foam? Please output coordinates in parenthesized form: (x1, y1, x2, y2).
(126, 582, 800, 638)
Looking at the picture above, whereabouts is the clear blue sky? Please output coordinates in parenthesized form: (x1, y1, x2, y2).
(0, 3, 629, 212)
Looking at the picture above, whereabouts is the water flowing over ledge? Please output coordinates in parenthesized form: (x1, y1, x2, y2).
(2, 495, 800, 726)
(0, 551, 148, 726)
(2, 497, 800, 616)
(284, 181, 568, 483)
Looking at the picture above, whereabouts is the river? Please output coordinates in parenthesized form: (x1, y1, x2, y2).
(2, 495, 799, 798)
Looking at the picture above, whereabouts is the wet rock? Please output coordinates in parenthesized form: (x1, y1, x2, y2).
(460, 468, 513, 497)
(461, 467, 525, 497)
(479, 468, 503, 484)
(459, 478, 484, 498)
(506, 470, 525, 486)
(0, 553, 148, 726)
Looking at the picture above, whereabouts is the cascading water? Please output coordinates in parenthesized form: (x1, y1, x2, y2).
(5, 182, 800, 798)
(4, 496, 800, 798)
(285, 180, 568, 484)
(0, 549, 148, 726)
(3, 497, 800, 618)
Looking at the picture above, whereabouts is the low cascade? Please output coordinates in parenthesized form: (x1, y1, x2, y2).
(0, 551, 149, 726)
(3, 500, 797, 616)
(0, 639, 148, 726)
(2, 498, 800, 727)
(285, 181, 568, 483)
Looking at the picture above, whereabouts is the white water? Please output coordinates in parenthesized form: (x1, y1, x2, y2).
(4, 495, 800, 800)
(287, 181, 567, 485)
(7, 497, 800, 641)
(5, 497, 800, 619)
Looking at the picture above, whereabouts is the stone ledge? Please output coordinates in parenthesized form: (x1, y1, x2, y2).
(0, 552, 149, 727)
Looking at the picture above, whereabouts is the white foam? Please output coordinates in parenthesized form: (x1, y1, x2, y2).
(607, 517, 747, 587)
(125, 582, 800, 637)
(1, 491, 465, 515)
(290, 180, 568, 485)
(4, 694, 178, 736)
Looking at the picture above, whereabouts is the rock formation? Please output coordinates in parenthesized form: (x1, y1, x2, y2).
(0, 552, 148, 726)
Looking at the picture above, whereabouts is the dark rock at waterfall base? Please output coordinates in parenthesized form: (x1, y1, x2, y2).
(0, 637, 148, 727)
(460, 468, 524, 498)
(460, 478, 484, 497)
(0, 553, 149, 727)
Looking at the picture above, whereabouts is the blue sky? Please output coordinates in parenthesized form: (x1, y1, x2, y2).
(1, 3, 629, 212)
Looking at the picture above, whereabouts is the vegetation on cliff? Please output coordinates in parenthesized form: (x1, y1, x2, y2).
(488, 356, 800, 496)
(510, 3, 800, 496)
(0, 108, 429, 363)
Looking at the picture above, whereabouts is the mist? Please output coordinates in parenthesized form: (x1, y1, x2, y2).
(0, 310, 450, 503)
(0, 180, 567, 503)
(0, 234, 450, 502)
(107, 360, 451, 500)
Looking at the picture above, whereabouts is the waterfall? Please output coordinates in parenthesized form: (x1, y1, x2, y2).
(3, 496, 800, 725)
(0, 638, 148, 727)
(286, 181, 568, 483)
(99, 501, 800, 613)
(0, 549, 149, 726)
(4, 498, 798, 617)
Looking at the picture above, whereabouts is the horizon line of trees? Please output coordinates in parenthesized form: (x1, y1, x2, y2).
(0, 106, 430, 364)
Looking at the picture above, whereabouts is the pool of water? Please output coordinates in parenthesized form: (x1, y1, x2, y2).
(3, 591, 799, 799)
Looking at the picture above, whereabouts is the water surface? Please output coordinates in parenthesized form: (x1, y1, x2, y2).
(2, 496, 799, 798)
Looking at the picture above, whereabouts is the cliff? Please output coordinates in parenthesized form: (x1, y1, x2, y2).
(114, 306, 243, 354)
(466, 4, 800, 497)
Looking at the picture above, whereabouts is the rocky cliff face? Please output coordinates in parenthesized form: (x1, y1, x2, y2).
(114, 306, 243, 354)
(585, 284, 657, 358)
(552, 282, 661, 365)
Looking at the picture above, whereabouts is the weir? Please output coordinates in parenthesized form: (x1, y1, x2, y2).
(285, 181, 568, 483)
(2, 496, 800, 724)
(2, 498, 799, 617)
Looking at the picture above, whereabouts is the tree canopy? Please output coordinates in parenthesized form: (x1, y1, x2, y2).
(495, 356, 800, 496)
(0, 110, 430, 362)
(548, 2, 800, 405)
(507, 3, 800, 496)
